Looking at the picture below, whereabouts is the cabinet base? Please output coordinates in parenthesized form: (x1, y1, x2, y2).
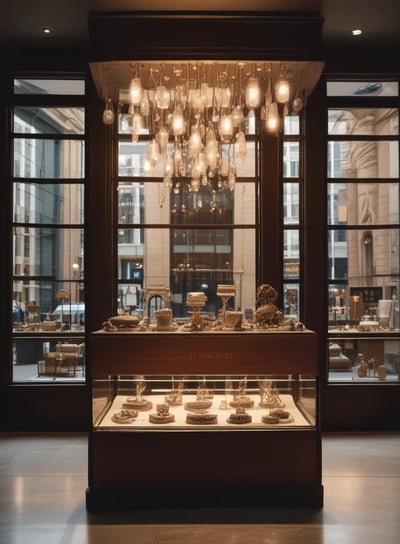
(86, 484, 324, 511)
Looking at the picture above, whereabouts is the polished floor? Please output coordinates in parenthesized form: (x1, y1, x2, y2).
(0, 432, 399, 543)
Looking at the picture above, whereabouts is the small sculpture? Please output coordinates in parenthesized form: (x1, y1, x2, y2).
(253, 284, 283, 328)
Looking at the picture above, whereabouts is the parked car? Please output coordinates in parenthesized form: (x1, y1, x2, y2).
(53, 303, 85, 325)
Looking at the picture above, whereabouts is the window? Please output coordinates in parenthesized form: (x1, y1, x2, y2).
(326, 80, 400, 383)
(11, 78, 86, 383)
(283, 115, 302, 320)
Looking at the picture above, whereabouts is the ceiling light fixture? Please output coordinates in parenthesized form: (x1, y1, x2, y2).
(96, 60, 322, 199)
(41, 26, 54, 35)
(352, 29, 362, 36)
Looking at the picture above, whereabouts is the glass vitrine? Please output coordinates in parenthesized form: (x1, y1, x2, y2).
(92, 373, 317, 430)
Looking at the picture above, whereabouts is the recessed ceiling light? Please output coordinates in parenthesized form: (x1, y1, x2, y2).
(41, 26, 54, 35)
(352, 29, 362, 36)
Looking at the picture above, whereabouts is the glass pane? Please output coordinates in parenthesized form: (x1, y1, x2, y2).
(118, 181, 255, 226)
(284, 283, 300, 320)
(13, 183, 84, 224)
(117, 227, 255, 319)
(12, 278, 84, 329)
(13, 227, 84, 279)
(327, 81, 398, 97)
(283, 183, 300, 225)
(328, 108, 398, 136)
(13, 138, 85, 179)
(13, 336, 85, 383)
(14, 107, 85, 135)
(327, 140, 399, 178)
(328, 339, 400, 382)
(328, 283, 399, 330)
(328, 228, 399, 282)
(284, 230, 299, 280)
(284, 115, 300, 135)
(118, 141, 162, 177)
(283, 142, 300, 178)
(14, 79, 85, 95)
(327, 183, 399, 225)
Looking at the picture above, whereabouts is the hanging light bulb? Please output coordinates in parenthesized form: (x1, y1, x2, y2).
(143, 157, 152, 175)
(232, 105, 243, 128)
(265, 102, 280, 133)
(156, 126, 169, 152)
(235, 131, 247, 158)
(140, 92, 150, 117)
(155, 85, 170, 109)
(131, 112, 142, 142)
(274, 67, 290, 104)
(102, 98, 115, 125)
(245, 77, 261, 109)
(215, 86, 231, 109)
(205, 127, 219, 169)
(164, 157, 174, 177)
(189, 88, 207, 111)
(228, 166, 237, 190)
(188, 126, 202, 157)
(147, 138, 159, 165)
(219, 114, 234, 141)
(129, 77, 142, 106)
(171, 105, 185, 136)
(292, 92, 304, 113)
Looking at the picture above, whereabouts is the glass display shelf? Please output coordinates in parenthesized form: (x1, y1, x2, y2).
(93, 374, 316, 431)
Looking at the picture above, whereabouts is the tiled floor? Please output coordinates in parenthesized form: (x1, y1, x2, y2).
(0, 432, 399, 543)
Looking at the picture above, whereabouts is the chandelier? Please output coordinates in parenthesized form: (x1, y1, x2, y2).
(98, 60, 322, 195)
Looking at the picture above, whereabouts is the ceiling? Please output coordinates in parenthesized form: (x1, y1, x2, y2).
(1, 0, 400, 51)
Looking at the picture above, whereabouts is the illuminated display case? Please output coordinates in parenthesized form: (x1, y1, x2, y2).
(87, 329, 323, 510)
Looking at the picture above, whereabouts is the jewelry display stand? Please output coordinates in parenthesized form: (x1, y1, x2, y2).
(87, 329, 323, 510)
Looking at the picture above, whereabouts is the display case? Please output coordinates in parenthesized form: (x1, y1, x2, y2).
(87, 329, 322, 510)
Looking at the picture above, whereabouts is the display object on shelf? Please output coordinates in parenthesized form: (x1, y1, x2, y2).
(149, 404, 175, 424)
(94, 376, 313, 430)
(101, 283, 305, 333)
(111, 409, 138, 424)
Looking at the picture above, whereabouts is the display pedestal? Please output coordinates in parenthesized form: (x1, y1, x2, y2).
(87, 329, 323, 510)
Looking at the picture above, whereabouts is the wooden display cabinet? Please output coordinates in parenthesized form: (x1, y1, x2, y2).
(86, 329, 323, 510)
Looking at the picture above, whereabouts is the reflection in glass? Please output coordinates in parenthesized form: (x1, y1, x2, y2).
(14, 79, 85, 95)
(13, 107, 85, 135)
(328, 228, 399, 281)
(283, 141, 300, 177)
(13, 227, 84, 279)
(326, 81, 399, 97)
(13, 138, 85, 179)
(328, 108, 398, 136)
(327, 140, 399, 179)
(13, 183, 84, 224)
(284, 183, 300, 224)
(284, 115, 300, 135)
(328, 228, 399, 328)
(328, 183, 399, 225)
